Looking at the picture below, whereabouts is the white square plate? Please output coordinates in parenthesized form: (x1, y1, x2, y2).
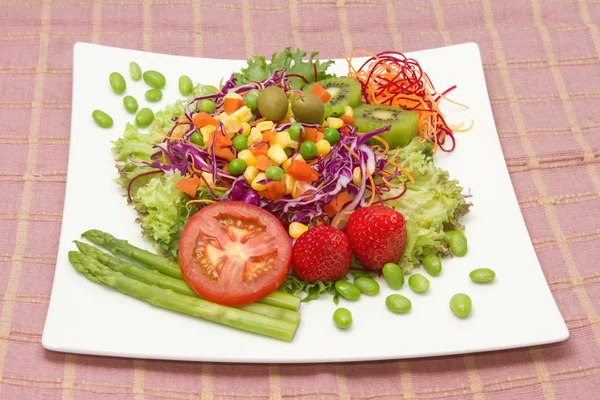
(42, 42, 568, 363)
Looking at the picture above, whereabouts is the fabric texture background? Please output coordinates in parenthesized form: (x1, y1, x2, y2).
(1, 0, 600, 398)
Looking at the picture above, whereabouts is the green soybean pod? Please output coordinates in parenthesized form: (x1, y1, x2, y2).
(143, 70, 166, 89)
(333, 308, 352, 329)
(145, 88, 163, 102)
(449, 231, 468, 257)
(109, 72, 126, 94)
(135, 107, 154, 127)
(469, 268, 496, 283)
(92, 110, 113, 128)
(408, 274, 430, 293)
(422, 254, 442, 277)
(385, 294, 412, 313)
(129, 62, 142, 81)
(334, 280, 361, 301)
(354, 277, 380, 296)
(179, 75, 193, 96)
(382, 263, 404, 290)
(123, 95, 138, 113)
(450, 293, 472, 318)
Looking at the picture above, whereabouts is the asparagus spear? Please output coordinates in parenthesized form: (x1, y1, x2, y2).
(69, 251, 298, 342)
(82, 229, 302, 311)
(74, 241, 300, 324)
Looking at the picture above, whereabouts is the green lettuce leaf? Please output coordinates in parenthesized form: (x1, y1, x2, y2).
(234, 48, 336, 89)
(279, 274, 338, 303)
(385, 138, 471, 271)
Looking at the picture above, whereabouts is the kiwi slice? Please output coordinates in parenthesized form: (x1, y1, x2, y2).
(353, 104, 419, 148)
(304, 77, 362, 108)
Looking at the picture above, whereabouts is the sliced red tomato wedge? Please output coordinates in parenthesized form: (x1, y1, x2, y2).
(179, 201, 291, 306)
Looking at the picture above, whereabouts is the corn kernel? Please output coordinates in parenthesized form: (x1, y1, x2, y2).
(274, 131, 292, 149)
(288, 140, 299, 149)
(352, 167, 362, 186)
(289, 222, 309, 239)
(249, 127, 263, 145)
(224, 91, 243, 100)
(200, 125, 217, 144)
(343, 106, 354, 118)
(237, 149, 257, 167)
(201, 171, 214, 186)
(251, 172, 268, 191)
(233, 106, 253, 123)
(241, 122, 251, 136)
(282, 174, 297, 195)
(244, 166, 258, 183)
(267, 144, 288, 165)
(222, 114, 242, 135)
(316, 139, 331, 156)
(327, 117, 344, 129)
(256, 121, 274, 132)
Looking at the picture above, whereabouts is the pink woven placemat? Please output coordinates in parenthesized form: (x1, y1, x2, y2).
(1, 0, 599, 398)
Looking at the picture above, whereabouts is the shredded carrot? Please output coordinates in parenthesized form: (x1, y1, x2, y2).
(185, 199, 216, 217)
(366, 170, 376, 206)
(369, 135, 389, 156)
(250, 117, 266, 127)
(340, 142, 361, 161)
(387, 159, 415, 184)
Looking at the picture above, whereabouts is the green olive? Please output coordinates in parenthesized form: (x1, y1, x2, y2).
(291, 93, 324, 124)
(257, 86, 288, 121)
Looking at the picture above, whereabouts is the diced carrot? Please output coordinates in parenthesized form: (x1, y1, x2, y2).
(262, 130, 276, 144)
(323, 191, 353, 217)
(341, 115, 355, 125)
(292, 180, 315, 199)
(265, 181, 286, 200)
(207, 130, 233, 148)
(193, 112, 218, 128)
(304, 127, 319, 143)
(287, 160, 319, 182)
(224, 97, 244, 114)
(176, 178, 202, 198)
(214, 147, 234, 161)
(250, 143, 269, 156)
(256, 155, 272, 171)
(310, 84, 332, 103)
(316, 131, 324, 142)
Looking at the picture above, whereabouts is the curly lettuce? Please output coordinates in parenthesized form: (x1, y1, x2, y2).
(386, 138, 471, 271)
(234, 48, 336, 89)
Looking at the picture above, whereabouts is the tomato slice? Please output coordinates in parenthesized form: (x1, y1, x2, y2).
(179, 201, 291, 306)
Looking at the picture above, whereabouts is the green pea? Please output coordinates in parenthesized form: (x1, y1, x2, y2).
(323, 102, 332, 119)
(135, 108, 154, 127)
(123, 96, 138, 113)
(244, 89, 260, 111)
(109, 72, 126, 94)
(233, 135, 249, 151)
(331, 104, 345, 117)
(334, 280, 361, 301)
(145, 88, 163, 102)
(228, 158, 246, 176)
(179, 75, 193, 96)
(199, 99, 216, 114)
(450, 293, 472, 318)
(92, 110, 113, 128)
(323, 128, 340, 145)
(386, 294, 411, 313)
(299, 141, 317, 159)
(422, 254, 442, 277)
(190, 132, 204, 146)
(143, 70, 166, 89)
(354, 276, 380, 296)
(333, 308, 352, 329)
(469, 268, 496, 283)
(408, 274, 430, 293)
(382, 263, 404, 290)
(194, 84, 218, 97)
(129, 62, 142, 81)
(288, 123, 304, 141)
(449, 231, 468, 257)
(265, 166, 284, 181)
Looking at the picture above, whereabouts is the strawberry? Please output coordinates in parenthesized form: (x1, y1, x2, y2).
(292, 226, 352, 283)
(345, 205, 407, 270)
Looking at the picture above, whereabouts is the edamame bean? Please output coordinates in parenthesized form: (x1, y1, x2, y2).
(443, 230, 458, 244)
(109, 72, 126, 94)
(469, 268, 496, 283)
(382, 262, 404, 290)
(422, 254, 442, 277)
(135, 108, 154, 127)
(143, 70, 166, 89)
(334, 280, 361, 301)
(408, 274, 430, 293)
(123, 96, 138, 113)
(354, 277, 380, 296)
(129, 62, 142, 81)
(92, 110, 113, 128)
(145, 88, 163, 102)
(449, 293, 472, 318)
(194, 84, 219, 97)
(385, 294, 412, 313)
(179, 75, 193, 96)
(449, 231, 468, 256)
(333, 308, 352, 329)
(199, 99, 216, 114)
